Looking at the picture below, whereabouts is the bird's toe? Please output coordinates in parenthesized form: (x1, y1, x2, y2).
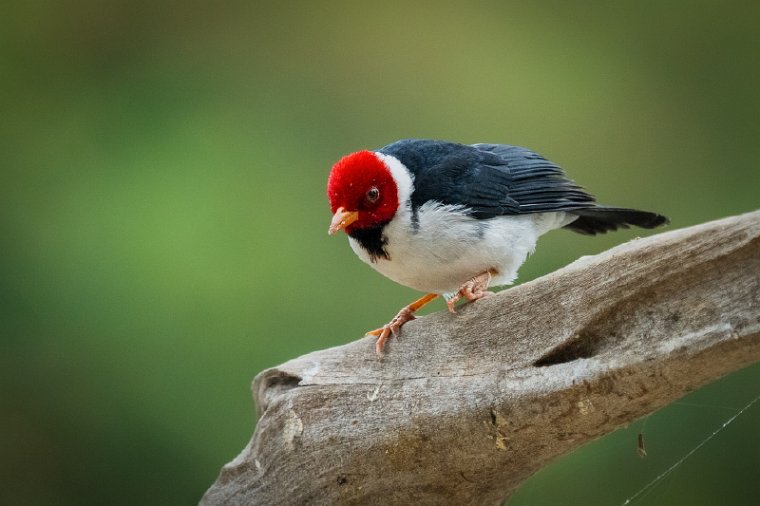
(374, 326, 392, 356)
(446, 295, 460, 313)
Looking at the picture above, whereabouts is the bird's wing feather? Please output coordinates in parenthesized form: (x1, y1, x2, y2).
(468, 143, 596, 216)
(377, 140, 667, 233)
(379, 140, 595, 219)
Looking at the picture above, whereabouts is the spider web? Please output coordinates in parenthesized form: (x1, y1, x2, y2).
(621, 392, 760, 505)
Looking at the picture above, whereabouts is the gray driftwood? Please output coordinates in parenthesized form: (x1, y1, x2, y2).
(202, 210, 760, 506)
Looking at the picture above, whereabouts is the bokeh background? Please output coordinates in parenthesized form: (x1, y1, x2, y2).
(2, 1, 759, 505)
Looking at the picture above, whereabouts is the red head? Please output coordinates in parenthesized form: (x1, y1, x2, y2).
(327, 150, 399, 235)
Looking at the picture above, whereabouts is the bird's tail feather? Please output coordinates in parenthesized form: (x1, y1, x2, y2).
(564, 207, 668, 235)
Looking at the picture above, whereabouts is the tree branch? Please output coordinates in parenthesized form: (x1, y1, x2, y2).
(201, 210, 760, 506)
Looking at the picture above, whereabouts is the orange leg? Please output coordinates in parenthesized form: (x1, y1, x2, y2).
(367, 293, 439, 355)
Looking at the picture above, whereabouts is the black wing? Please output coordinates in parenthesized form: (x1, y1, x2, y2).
(378, 139, 594, 217)
(468, 143, 597, 216)
(377, 139, 668, 234)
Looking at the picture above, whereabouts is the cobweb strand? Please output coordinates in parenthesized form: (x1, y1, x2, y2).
(622, 392, 760, 505)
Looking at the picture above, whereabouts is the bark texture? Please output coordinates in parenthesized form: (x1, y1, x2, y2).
(202, 210, 760, 506)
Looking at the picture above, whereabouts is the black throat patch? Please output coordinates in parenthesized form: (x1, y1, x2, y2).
(348, 223, 390, 262)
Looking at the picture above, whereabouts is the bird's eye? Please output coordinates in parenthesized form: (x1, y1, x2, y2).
(366, 187, 380, 203)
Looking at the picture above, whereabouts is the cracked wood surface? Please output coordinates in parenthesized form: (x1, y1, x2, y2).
(201, 210, 760, 506)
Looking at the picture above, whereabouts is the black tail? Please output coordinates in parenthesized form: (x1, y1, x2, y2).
(564, 206, 669, 235)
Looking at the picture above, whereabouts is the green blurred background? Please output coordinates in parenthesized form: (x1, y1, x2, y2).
(1, 1, 758, 505)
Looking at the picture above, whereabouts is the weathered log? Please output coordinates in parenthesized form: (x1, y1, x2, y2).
(202, 210, 760, 506)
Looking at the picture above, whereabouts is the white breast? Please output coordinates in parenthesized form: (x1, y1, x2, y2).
(348, 201, 574, 295)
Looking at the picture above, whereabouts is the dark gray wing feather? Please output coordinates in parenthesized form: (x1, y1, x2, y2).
(464, 143, 596, 216)
(378, 139, 668, 234)
(472, 143, 667, 232)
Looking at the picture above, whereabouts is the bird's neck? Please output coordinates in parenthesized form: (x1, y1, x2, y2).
(347, 222, 391, 262)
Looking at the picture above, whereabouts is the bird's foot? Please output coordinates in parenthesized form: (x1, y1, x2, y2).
(366, 293, 439, 356)
(367, 306, 416, 355)
(446, 270, 495, 313)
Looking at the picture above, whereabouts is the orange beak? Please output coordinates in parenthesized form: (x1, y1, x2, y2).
(328, 207, 359, 235)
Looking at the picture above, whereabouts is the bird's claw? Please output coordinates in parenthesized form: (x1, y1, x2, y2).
(368, 307, 416, 356)
(446, 294, 461, 313)
(446, 271, 494, 313)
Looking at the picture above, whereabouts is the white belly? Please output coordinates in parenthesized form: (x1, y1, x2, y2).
(348, 202, 574, 294)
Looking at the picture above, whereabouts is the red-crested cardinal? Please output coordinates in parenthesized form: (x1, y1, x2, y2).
(327, 139, 668, 354)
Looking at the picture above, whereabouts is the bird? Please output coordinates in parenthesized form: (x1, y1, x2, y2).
(326, 139, 668, 354)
